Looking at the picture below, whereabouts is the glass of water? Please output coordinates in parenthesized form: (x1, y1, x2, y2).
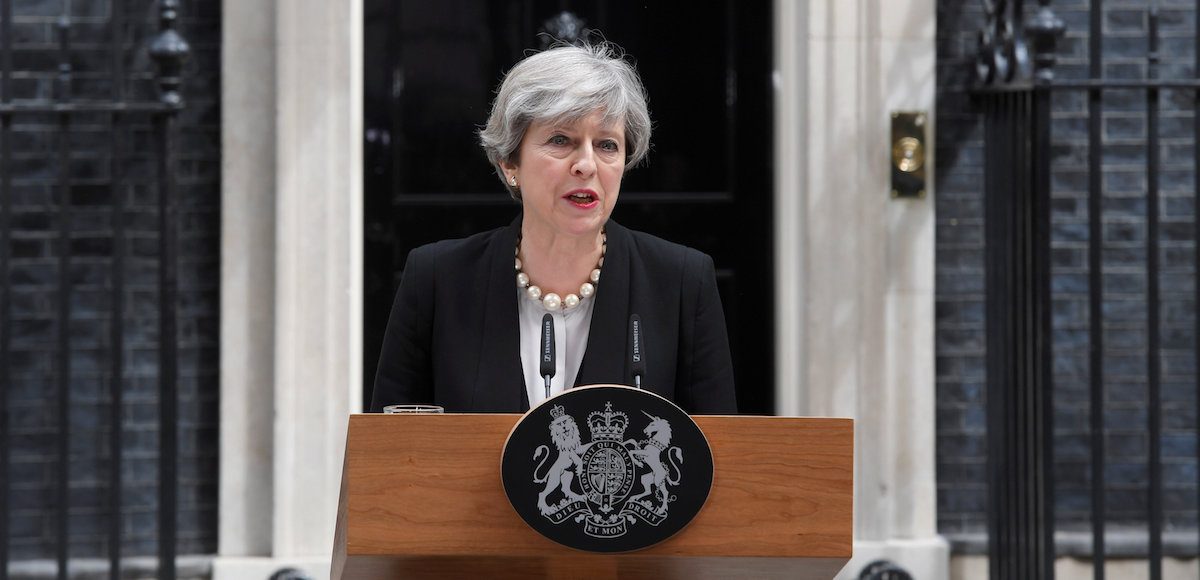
(383, 404, 444, 414)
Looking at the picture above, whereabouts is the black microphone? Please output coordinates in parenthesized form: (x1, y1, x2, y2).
(630, 313, 645, 389)
(540, 313, 555, 399)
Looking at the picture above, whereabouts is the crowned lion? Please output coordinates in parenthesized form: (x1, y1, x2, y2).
(533, 406, 589, 514)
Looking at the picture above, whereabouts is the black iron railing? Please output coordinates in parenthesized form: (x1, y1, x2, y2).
(0, 1, 189, 579)
(973, 1, 1200, 579)
(975, 3, 1061, 577)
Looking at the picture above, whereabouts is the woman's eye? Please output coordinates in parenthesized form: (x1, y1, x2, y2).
(599, 140, 620, 152)
(548, 134, 570, 146)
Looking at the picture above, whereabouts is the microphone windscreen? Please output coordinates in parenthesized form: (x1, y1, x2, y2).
(540, 313, 556, 378)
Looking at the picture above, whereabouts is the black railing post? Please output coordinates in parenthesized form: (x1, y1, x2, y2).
(0, 0, 10, 577)
(148, 2, 189, 579)
(153, 103, 179, 580)
(1029, 4, 1063, 579)
(1145, 6, 1163, 580)
(978, 2, 1063, 579)
(108, 0, 127, 577)
(1086, 1, 1106, 578)
(54, 16, 73, 580)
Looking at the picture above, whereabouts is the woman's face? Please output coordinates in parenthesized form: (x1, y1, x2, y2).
(504, 111, 626, 239)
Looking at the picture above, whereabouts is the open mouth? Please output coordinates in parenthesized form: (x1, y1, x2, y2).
(564, 190, 599, 207)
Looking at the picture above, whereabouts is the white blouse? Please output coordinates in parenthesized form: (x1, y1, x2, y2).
(517, 287, 596, 408)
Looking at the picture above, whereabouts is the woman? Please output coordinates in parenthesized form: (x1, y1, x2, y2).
(370, 42, 736, 414)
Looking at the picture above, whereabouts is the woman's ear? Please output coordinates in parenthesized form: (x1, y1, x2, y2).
(498, 160, 519, 187)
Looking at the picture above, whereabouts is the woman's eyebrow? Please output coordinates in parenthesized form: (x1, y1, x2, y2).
(538, 120, 622, 136)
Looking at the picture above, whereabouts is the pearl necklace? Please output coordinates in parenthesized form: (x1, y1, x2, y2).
(515, 231, 605, 311)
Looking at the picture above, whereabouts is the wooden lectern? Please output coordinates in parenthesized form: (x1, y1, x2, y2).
(333, 414, 853, 580)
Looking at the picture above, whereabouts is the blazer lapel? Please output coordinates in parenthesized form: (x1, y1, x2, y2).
(470, 216, 527, 412)
(576, 220, 631, 387)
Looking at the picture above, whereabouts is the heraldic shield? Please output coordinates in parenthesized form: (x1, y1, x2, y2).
(501, 385, 714, 553)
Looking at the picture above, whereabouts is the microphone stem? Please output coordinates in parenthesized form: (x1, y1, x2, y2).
(544, 375, 551, 399)
(635, 375, 641, 389)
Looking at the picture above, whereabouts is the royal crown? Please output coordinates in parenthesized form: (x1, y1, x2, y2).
(549, 404, 566, 420)
(587, 402, 629, 441)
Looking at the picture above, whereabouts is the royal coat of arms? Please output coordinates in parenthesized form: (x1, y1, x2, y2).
(502, 385, 712, 552)
(532, 401, 683, 538)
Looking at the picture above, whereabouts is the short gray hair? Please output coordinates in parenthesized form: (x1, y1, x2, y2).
(479, 42, 652, 200)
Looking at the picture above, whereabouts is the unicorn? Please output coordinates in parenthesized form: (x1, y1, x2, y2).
(626, 411, 683, 512)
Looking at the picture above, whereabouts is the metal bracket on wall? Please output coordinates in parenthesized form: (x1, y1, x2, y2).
(890, 111, 928, 199)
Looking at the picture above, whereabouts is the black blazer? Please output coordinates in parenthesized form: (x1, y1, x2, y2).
(370, 216, 737, 414)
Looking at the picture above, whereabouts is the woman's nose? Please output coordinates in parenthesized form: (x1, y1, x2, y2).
(571, 145, 597, 178)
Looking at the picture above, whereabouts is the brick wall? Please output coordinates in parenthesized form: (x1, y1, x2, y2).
(935, 0, 988, 542)
(5, 0, 219, 560)
(936, 0, 1199, 551)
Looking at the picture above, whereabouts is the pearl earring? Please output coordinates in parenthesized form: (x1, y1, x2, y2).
(509, 175, 518, 187)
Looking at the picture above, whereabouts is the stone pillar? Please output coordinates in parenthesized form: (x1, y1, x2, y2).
(774, 1, 948, 578)
(215, 0, 362, 578)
